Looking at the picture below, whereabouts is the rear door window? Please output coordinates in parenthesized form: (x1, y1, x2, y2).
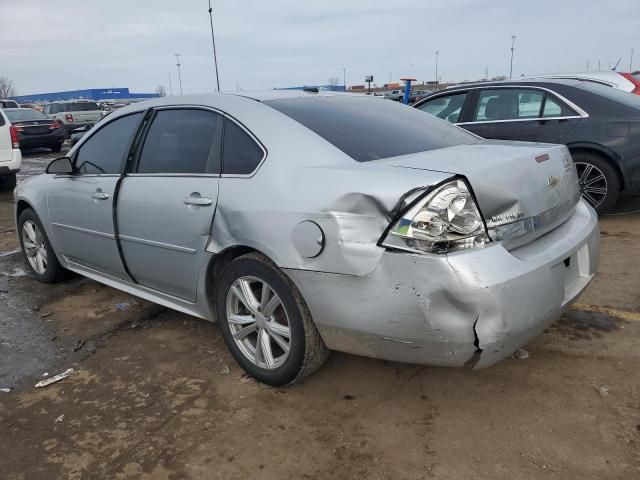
(68, 102, 101, 112)
(75, 113, 144, 174)
(416, 92, 467, 123)
(222, 120, 264, 175)
(137, 109, 221, 174)
(474, 89, 545, 121)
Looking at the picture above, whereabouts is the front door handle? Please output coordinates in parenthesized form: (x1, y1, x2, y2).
(91, 189, 109, 200)
(183, 194, 213, 207)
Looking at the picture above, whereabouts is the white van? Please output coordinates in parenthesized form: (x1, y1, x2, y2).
(0, 108, 22, 191)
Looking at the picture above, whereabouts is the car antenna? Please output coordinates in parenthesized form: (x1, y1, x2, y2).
(612, 57, 622, 71)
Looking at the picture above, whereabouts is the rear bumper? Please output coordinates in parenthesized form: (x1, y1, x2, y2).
(286, 200, 599, 369)
(0, 149, 22, 175)
(19, 132, 64, 148)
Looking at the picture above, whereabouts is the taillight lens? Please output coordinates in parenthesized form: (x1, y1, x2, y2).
(65, 114, 74, 122)
(9, 125, 20, 148)
(620, 73, 640, 95)
(49, 122, 62, 130)
(380, 179, 489, 254)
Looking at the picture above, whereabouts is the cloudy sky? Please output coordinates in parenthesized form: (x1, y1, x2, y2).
(2, 0, 638, 95)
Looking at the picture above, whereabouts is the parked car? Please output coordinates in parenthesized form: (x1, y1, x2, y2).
(69, 124, 92, 146)
(15, 92, 599, 385)
(0, 109, 22, 191)
(3, 108, 65, 152)
(1, 99, 19, 109)
(42, 100, 102, 136)
(523, 71, 640, 95)
(384, 90, 404, 101)
(413, 90, 434, 102)
(414, 78, 640, 212)
(20, 103, 44, 112)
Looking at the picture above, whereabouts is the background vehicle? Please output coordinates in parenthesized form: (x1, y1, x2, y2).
(0, 108, 22, 191)
(19, 103, 44, 112)
(1, 99, 19, 108)
(384, 90, 404, 101)
(3, 108, 65, 152)
(42, 100, 102, 135)
(69, 124, 92, 146)
(523, 71, 640, 95)
(15, 92, 598, 385)
(414, 79, 640, 212)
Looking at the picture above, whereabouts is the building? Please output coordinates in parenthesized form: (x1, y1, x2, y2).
(11, 87, 159, 104)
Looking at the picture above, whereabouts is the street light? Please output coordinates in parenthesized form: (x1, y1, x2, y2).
(632, 48, 635, 71)
(175, 53, 183, 95)
(342, 67, 346, 91)
(509, 35, 516, 79)
(435, 50, 439, 90)
(207, 0, 221, 92)
(168, 72, 173, 96)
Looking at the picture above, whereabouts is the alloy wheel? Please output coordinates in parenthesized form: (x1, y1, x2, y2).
(226, 276, 292, 369)
(575, 161, 608, 209)
(22, 220, 48, 274)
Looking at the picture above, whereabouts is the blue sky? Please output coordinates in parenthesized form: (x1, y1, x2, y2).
(1, 0, 638, 94)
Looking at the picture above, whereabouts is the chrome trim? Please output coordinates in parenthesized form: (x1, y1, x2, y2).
(126, 173, 220, 178)
(52, 222, 115, 239)
(488, 191, 582, 242)
(118, 234, 197, 254)
(457, 115, 583, 126)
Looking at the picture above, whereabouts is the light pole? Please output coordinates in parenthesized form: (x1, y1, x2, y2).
(175, 53, 183, 95)
(168, 72, 173, 96)
(342, 67, 346, 91)
(509, 35, 516, 79)
(435, 50, 439, 90)
(207, 0, 221, 92)
(631, 49, 635, 71)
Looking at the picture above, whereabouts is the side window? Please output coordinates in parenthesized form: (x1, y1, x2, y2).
(417, 93, 467, 123)
(543, 95, 576, 117)
(474, 89, 543, 121)
(137, 109, 221, 174)
(75, 112, 143, 174)
(222, 120, 264, 175)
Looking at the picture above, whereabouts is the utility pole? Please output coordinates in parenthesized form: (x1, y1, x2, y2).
(631, 49, 635, 71)
(586, 60, 589, 72)
(168, 72, 173, 96)
(175, 53, 183, 95)
(509, 35, 516, 79)
(435, 50, 439, 90)
(485, 65, 489, 81)
(343, 67, 346, 91)
(208, 0, 221, 92)
(598, 60, 601, 71)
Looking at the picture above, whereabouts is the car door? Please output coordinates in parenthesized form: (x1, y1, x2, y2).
(116, 107, 223, 302)
(459, 87, 582, 142)
(46, 112, 144, 279)
(0, 110, 13, 164)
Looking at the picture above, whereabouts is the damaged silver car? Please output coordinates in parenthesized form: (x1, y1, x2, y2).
(14, 91, 599, 385)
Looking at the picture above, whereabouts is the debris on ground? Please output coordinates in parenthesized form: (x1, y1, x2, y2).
(115, 303, 130, 311)
(35, 368, 74, 388)
(239, 374, 253, 384)
(40, 312, 52, 318)
(0, 388, 11, 393)
(595, 385, 610, 397)
(513, 348, 530, 360)
(220, 365, 230, 375)
(54, 414, 64, 423)
(73, 339, 86, 352)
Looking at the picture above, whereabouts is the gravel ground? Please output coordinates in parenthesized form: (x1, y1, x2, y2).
(1, 147, 639, 479)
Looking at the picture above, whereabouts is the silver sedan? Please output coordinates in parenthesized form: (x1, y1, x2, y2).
(14, 91, 599, 385)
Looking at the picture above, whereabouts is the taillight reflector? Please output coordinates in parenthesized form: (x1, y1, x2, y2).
(9, 125, 20, 148)
(65, 114, 74, 122)
(49, 122, 62, 129)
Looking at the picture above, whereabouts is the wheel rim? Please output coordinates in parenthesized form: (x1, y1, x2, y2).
(226, 276, 292, 370)
(21, 220, 47, 274)
(575, 161, 608, 209)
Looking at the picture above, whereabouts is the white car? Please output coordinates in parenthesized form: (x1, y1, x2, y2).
(42, 100, 103, 136)
(524, 71, 640, 95)
(0, 108, 22, 191)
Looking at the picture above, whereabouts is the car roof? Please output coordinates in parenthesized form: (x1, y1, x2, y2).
(442, 78, 587, 92)
(225, 90, 354, 102)
(47, 99, 100, 104)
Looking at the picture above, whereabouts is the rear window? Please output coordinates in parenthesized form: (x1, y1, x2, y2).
(266, 96, 477, 162)
(577, 81, 640, 109)
(66, 102, 100, 112)
(5, 109, 48, 122)
(1, 100, 19, 108)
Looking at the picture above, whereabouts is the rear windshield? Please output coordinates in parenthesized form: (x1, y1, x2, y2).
(1, 100, 19, 108)
(66, 102, 100, 112)
(265, 96, 477, 162)
(5, 109, 49, 122)
(577, 81, 640, 109)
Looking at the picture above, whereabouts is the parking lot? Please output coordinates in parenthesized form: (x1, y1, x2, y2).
(0, 145, 638, 478)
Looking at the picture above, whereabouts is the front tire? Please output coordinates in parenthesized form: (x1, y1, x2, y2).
(216, 253, 329, 386)
(18, 208, 66, 283)
(0, 173, 16, 191)
(572, 152, 621, 213)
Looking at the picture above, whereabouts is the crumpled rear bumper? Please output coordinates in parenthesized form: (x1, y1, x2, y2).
(285, 200, 599, 369)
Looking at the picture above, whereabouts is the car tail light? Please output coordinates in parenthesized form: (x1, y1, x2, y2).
(9, 125, 20, 148)
(620, 73, 640, 95)
(379, 179, 489, 254)
(49, 121, 62, 130)
(65, 114, 74, 123)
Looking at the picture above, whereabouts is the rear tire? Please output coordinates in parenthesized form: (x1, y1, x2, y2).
(18, 208, 67, 283)
(216, 252, 329, 386)
(51, 143, 63, 153)
(572, 151, 621, 214)
(0, 173, 16, 191)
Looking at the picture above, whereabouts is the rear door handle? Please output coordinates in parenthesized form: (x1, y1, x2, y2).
(91, 190, 109, 200)
(183, 194, 213, 207)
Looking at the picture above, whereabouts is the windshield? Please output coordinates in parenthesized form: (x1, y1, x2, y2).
(266, 96, 478, 162)
(4, 109, 49, 122)
(66, 102, 100, 112)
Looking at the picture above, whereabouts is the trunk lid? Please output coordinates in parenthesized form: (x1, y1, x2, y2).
(13, 120, 56, 136)
(374, 140, 581, 243)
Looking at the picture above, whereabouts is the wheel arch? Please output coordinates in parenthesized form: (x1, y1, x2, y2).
(16, 199, 34, 220)
(567, 143, 625, 191)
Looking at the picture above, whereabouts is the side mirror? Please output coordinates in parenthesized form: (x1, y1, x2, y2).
(46, 157, 74, 175)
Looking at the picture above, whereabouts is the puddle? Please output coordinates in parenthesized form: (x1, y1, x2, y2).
(559, 309, 620, 333)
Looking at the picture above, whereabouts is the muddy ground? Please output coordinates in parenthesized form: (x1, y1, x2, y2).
(1, 147, 639, 479)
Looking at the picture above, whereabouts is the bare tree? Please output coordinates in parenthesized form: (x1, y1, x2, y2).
(155, 85, 167, 97)
(0, 76, 16, 98)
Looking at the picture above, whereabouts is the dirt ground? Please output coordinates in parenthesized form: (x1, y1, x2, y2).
(1, 150, 639, 479)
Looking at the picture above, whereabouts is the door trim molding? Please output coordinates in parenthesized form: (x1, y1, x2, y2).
(52, 222, 115, 239)
(118, 234, 197, 254)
